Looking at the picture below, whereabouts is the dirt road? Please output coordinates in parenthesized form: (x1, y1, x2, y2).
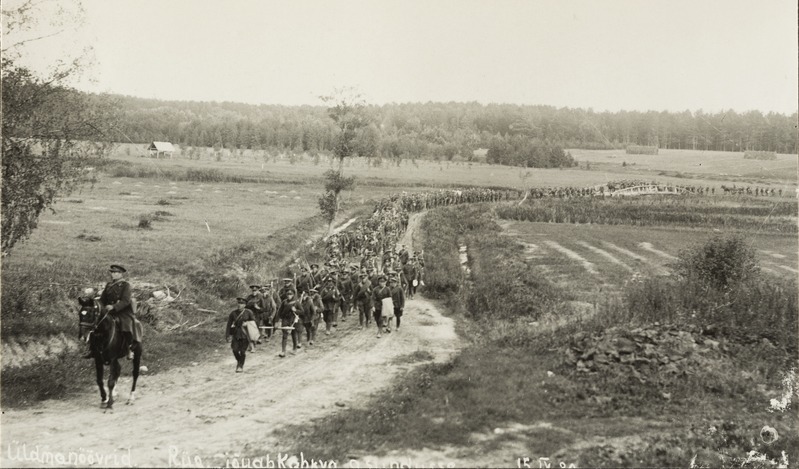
(2, 212, 461, 468)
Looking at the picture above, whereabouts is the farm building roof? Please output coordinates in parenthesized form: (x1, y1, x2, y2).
(148, 141, 175, 152)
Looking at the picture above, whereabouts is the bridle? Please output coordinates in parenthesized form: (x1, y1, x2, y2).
(79, 300, 114, 349)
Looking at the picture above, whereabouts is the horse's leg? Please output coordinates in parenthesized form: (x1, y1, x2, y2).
(106, 359, 121, 410)
(95, 357, 107, 407)
(127, 343, 142, 405)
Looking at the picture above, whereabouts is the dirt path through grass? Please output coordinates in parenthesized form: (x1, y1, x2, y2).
(1, 212, 462, 468)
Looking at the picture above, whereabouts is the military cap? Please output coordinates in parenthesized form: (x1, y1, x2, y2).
(261, 284, 272, 290)
(389, 277, 399, 283)
(249, 284, 261, 289)
(282, 278, 293, 282)
(359, 273, 368, 278)
(377, 275, 387, 282)
(236, 297, 247, 304)
(310, 263, 319, 269)
(109, 264, 127, 273)
(325, 276, 335, 283)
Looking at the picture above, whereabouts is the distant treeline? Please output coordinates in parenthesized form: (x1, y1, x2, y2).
(107, 96, 798, 163)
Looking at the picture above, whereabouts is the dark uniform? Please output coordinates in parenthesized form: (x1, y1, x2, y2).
(403, 262, 418, 298)
(298, 291, 318, 345)
(371, 278, 392, 336)
(100, 277, 140, 351)
(278, 280, 298, 302)
(297, 272, 314, 296)
(226, 301, 256, 372)
(259, 287, 277, 339)
(390, 279, 406, 329)
(275, 293, 300, 356)
(338, 271, 353, 322)
(245, 287, 265, 347)
(353, 276, 373, 327)
(320, 280, 340, 333)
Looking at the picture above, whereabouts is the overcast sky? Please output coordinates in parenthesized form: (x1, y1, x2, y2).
(5, 0, 798, 114)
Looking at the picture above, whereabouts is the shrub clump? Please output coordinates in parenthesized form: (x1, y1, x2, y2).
(676, 235, 759, 291)
(137, 214, 153, 229)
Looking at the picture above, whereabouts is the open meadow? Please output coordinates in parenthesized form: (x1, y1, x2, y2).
(2, 147, 797, 468)
(568, 148, 798, 185)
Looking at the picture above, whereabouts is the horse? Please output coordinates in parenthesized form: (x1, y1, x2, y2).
(77, 296, 142, 410)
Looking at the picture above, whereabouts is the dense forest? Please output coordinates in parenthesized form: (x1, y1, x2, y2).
(110, 95, 799, 166)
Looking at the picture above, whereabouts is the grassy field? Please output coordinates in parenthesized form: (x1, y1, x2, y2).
(568, 148, 798, 184)
(112, 144, 799, 190)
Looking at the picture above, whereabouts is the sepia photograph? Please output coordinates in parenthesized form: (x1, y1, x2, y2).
(1, 0, 797, 467)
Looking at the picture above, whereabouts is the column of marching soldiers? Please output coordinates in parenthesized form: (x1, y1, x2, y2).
(526, 179, 785, 198)
(225, 187, 517, 372)
(225, 179, 784, 371)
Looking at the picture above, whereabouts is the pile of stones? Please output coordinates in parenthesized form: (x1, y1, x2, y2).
(562, 322, 726, 382)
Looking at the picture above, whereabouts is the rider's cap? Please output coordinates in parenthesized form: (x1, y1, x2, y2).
(236, 297, 247, 304)
(109, 264, 127, 273)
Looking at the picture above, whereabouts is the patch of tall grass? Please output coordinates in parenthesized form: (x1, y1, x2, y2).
(497, 196, 797, 232)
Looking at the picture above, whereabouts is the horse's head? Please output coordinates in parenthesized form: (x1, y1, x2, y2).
(77, 295, 99, 342)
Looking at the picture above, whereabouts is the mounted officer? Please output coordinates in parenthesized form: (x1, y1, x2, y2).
(99, 264, 140, 360)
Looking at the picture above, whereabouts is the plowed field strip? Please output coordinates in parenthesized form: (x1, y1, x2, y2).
(601, 241, 670, 275)
(576, 241, 633, 271)
(638, 242, 679, 260)
(544, 241, 597, 275)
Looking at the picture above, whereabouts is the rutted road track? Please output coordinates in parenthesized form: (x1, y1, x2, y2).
(1, 212, 462, 468)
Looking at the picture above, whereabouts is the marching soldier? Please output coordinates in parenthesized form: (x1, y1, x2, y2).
(371, 275, 392, 337)
(353, 272, 373, 329)
(399, 244, 410, 265)
(278, 277, 297, 302)
(298, 289, 318, 346)
(226, 297, 256, 373)
(245, 284, 265, 350)
(320, 277, 340, 335)
(402, 259, 418, 299)
(275, 289, 300, 357)
(259, 284, 277, 340)
(389, 276, 405, 330)
(338, 266, 353, 323)
(297, 267, 314, 296)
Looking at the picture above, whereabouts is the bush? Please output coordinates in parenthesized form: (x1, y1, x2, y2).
(676, 235, 758, 291)
(137, 214, 153, 229)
